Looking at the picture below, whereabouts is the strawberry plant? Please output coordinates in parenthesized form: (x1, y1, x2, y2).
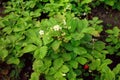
(93, 0, 120, 10)
(70, 0, 92, 16)
(0, 0, 120, 80)
(105, 27, 120, 55)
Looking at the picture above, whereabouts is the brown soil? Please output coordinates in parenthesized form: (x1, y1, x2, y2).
(0, 7, 5, 17)
(0, 0, 6, 17)
(90, 5, 120, 28)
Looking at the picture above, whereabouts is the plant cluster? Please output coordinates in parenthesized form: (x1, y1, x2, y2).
(102, 0, 120, 10)
(93, 0, 120, 10)
(106, 27, 120, 55)
(0, 0, 120, 80)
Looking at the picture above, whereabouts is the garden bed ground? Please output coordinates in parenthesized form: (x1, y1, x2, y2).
(90, 5, 120, 28)
(0, 2, 120, 80)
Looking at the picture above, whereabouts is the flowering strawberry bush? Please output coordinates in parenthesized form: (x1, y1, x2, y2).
(0, 0, 120, 80)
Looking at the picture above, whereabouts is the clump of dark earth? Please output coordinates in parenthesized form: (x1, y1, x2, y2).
(90, 4, 120, 28)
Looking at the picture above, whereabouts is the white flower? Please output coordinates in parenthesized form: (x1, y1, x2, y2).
(62, 73, 66, 76)
(53, 25, 62, 31)
(89, 70, 92, 73)
(83, 12, 86, 16)
(39, 30, 44, 36)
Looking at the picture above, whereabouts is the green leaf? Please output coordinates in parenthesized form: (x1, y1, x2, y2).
(81, 0, 92, 5)
(106, 45, 115, 54)
(0, 49, 8, 60)
(53, 58, 64, 70)
(69, 60, 78, 69)
(45, 75, 55, 80)
(99, 59, 112, 71)
(89, 59, 101, 70)
(25, 1, 36, 8)
(44, 58, 52, 68)
(33, 59, 43, 72)
(34, 46, 48, 59)
(25, 29, 42, 46)
(51, 40, 62, 51)
(68, 18, 78, 32)
(71, 32, 85, 40)
(73, 47, 87, 55)
(31, 9, 41, 17)
(7, 57, 20, 65)
(92, 50, 103, 59)
(54, 71, 63, 78)
(6, 35, 17, 43)
(115, 2, 120, 10)
(63, 35, 72, 42)
(104, 0, 115, 6)
(22, 11, 30, 16)
(104, 59, 113, 65)
(22, 44, 37, 53)
(70, 52, 77, 59)
(49, 67, 56, 75)
(80, 34, 92, 42)
(13, 18, 27, 32)
(106, 30, 113, 34)
(2, 27, 12, 34)
(82, 53, 93, 60)
(82, 27, 100, 37)
(71, 40, 81, 46)
(115, 43, 120, 49)
(62, 53, 71, 61)
(77, 19, 88, 32)
(94, 41, 105, 51)
(105, 37, 112, 42)
(100, 66, 115, 80)
(58, 77, 66, 80)
(13, 26, 26, 32)
(60, 65, 69, 73)
(64, 43, 73, 51)
(113, 27, 120, 37)
(107, 70, 115, 80)
(75, 57, 87, 65)
(113, 64, 120, 75)
(43, 34, 53, 45)
(50, 53, 60, 59)
(67, 70, 77, 80)
(30, 72, 40, 80)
